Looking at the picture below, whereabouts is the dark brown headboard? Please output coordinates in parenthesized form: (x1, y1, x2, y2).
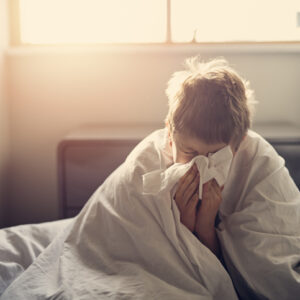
(57, 124, 300, 219)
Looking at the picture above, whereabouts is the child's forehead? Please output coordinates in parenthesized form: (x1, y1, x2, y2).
(173, 133, 199, 149)
(174, 131, 215, 147)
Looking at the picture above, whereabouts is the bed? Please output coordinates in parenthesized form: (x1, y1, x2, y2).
(0, 218, 73, 293)
(1, 124, 300, 298)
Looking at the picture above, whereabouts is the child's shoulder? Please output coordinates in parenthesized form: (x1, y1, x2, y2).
(235, 129, 285, 184)
(241, 129, 282, 163)
(126, 128, 167, 163)
(123, 128, 171, 178)
(222, 129, 292, 214)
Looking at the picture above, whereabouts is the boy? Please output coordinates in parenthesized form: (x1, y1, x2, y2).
(2, 57, 299, 300)
(163, 56, 300, 299)
(165, 56, 253, 258)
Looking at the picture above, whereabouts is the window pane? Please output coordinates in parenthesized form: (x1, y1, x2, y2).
(19, 0, 166, 44)
(171, 0, 300, 42)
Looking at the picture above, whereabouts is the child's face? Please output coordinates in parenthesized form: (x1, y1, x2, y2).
(169, 130, 232, 164)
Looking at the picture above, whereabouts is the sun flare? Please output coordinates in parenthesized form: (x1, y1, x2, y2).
(19, 0, 167, 44)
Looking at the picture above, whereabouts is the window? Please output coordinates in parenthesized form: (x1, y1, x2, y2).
(17, 0, 167, 44)
(12, 0, 300, 45)
(171, 0, 300, 43)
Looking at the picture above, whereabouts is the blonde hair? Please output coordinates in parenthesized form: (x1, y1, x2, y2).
(165, 56, 257, 148)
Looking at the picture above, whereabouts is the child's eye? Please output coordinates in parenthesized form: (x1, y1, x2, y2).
(184, 151, 197, 156)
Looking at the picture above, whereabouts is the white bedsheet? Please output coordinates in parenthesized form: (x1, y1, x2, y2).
(0, 218, 73, 294)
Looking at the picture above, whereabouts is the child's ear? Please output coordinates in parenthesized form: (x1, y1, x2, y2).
(165, 121, 173, 147)
(165, 120, 169, 130)
(165, 121, 170, 136)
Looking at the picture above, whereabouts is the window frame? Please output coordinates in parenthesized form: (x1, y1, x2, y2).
(9, 0, 300, 47)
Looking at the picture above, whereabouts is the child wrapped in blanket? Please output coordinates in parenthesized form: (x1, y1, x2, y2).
(161, 56, 300, 299)
(2, 57, 299, 300)
(164, 56, 251, 259)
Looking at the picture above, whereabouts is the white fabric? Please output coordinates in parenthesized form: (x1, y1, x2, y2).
(217, 130, 300, 299)
(0, 218, 73, 293)
(0, 128, 238, 300)
(143, 145, 233, 199)
(1, 128, 299, 299)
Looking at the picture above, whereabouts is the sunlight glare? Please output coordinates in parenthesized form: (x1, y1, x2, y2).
(171, 0, 300, 42)
(19, 0, 166, 44)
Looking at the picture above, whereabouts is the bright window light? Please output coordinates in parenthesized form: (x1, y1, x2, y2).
(19, 0, 167, 44)
(171, 0, 300, 43)
(17, 0, 300, 45)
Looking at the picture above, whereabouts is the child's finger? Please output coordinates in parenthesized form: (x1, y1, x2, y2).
(177, 164, 198, 196)
(176, 174, 198, 206)
(187, 191, 199, 210)
(211, 179, 222, 196)
(203, 180, 211, 194)
(183, 172, 199, 201)
(211, 178, 219, 188)
(204, 180, 222, 204)
(177, 166, 192, 186)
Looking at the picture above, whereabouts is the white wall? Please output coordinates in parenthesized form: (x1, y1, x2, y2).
(0, 0, 9, 227)
(6, 45, 300, 226)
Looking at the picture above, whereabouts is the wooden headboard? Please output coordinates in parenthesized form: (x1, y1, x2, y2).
(57, 124, 300, 219)
(57, 125, 160, 218)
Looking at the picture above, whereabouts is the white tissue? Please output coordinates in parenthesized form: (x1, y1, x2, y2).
(143, 145, 233, 199)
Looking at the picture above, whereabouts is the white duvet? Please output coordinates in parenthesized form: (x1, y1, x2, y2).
(217, 129, 300, 299)
(0, 218, 73, 293)
(1, 128, 300, 299)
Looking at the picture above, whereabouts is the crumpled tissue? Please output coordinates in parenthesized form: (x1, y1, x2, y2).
(143, 145, 233, 199)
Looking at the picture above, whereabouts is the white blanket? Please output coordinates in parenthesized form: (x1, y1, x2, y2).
(1, 129, 238, 299)
(217, 130, 300, 299)
(0, 218, 73, 294)
(1, 128, 300, 299)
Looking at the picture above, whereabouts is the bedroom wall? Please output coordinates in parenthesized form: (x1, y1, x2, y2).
(0, 0, 9, 228)
(6, 46, 300, 226)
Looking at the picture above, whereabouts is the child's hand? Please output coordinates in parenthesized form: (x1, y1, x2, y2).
(195, 179, 223, 233)
(174, 164, 199, 232)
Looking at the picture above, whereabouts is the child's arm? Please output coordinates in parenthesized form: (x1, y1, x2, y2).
(194, 222, 221, 259)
